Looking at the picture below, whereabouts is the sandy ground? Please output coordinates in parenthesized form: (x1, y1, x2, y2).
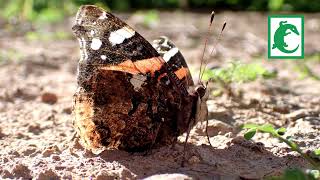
(0, 11, 319, 179)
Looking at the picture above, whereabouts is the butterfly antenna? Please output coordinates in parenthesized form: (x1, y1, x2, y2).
(200, 21, 227, 81)
(198, 11, 215, 84)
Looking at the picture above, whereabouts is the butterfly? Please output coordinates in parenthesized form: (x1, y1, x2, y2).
(72, 5, 213, 154)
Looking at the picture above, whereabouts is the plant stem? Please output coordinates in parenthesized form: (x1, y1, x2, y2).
(276, 135, 320, 170)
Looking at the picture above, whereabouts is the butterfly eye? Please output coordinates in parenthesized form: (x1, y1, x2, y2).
(195, 85, 206, 98)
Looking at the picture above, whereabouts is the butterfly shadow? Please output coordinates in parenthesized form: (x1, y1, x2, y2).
(92, 137, 307, 179)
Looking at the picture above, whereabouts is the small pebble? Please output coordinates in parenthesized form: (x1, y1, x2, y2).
(11, 164, 32, 179)
(188, 155, 201, 165)
(96, 170, 119, 180)
(62, 106, 72, 114)
(41, 92, 58, 104)
(51, 155, 61, 161)
(21, 147, 37, 156)
(42, 145, 61, 157)
(37, 169, 60, 180)
(285, 109, 309, 121)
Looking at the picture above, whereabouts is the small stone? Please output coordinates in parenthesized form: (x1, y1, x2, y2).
(229, 136, 246, 145)
(96, 170, 119, 180)
(11, 164, 32, 179)
(9, 150, 20, 157)
(145, 174, 191, 180)
(51, 155, 60, 161)
(15, 132, 27, 139)
(21, 147, 37, 156)
(272, 104, 290, 114)
(54, 166, 66, 170)
(12, 87, 38, 101)
(1, 169, 12, 178)
(3, 157, 9, 163)
(224, 132, 233, 138)
(0, 127, 6, 138)
(42, 145, 61, 157)
(188, 155, 201, 165)
(96, 168, 135, 180)
(41, 92, 58, 104)
(196, 120, 233, 136)
(72, 138, 83, 150)
(285, 109, 309, 121)
(27, 123, 41, 134)
(62, 106, 72, 114)
(37, 169, 60, 180)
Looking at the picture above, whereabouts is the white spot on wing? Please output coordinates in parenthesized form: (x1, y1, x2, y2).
(163, 47, 179, 62)
(98, 12, 108, 20)
(90, 30, 95, 36)
(101, 55, 107, 60)
(91, 38, 102, 50)
(108, 26, 135, 46)
(130, 75, 146, 91)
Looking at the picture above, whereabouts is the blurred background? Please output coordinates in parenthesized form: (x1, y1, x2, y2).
(0, 0, 319, 104)
(0, 0, 319, 82)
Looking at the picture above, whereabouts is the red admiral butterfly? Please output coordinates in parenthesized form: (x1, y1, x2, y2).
(72, 5, 215, 154)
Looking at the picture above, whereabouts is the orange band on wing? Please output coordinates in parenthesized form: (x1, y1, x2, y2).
(100, 57, 165, 75)
(100, 60, 140, 74)
(174, 67, 189, 80)
(134, 57, 164, 75)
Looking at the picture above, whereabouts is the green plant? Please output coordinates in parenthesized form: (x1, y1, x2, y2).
(1, 0, 319, 15)
(1, 0, 76, 23)
(201, 62, 277, 96)
(242, 123, 320, 179)
(202, 62, 277, 83)
(268, 168, 319, 180)
(268, 0, 284, 11)
(25, 30, 72, 41)
(0, 49, 24, 64)
(133, 10, 160, 28)
(294, 62, 320, 81)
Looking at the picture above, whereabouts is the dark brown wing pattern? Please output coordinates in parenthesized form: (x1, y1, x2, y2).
(72, 5, 198, 153)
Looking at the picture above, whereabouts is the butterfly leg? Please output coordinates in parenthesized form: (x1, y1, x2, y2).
(206, 117, 213, 146)
(143, 122, 161, 156)
(181, 117, 195, 167)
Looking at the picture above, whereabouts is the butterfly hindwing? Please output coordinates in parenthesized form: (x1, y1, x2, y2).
(152, 36, 194, 88)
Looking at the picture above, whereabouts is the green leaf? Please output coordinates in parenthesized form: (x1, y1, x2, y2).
(36, 8, 64, 23)
(283, 168, 307, 180)
(314, 149, 320, 156)
(143, 10, 159, 28)
(307, 169, 320, 179)
(277, 127, 286, 136)
(258, 124, 276, 134)
(201, 62, 276, 83)
(268, 0, 284, 11)
(244, 129, 256, 140)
